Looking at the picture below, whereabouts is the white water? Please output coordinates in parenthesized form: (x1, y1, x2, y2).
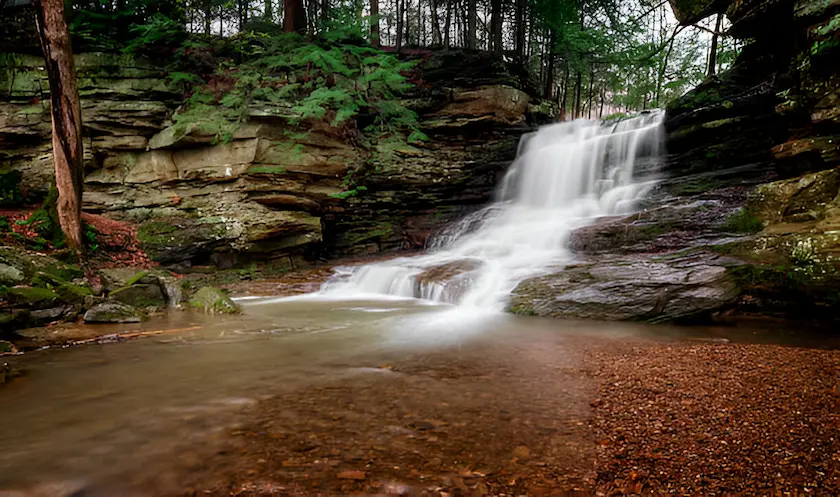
(320, 112, 665, 310)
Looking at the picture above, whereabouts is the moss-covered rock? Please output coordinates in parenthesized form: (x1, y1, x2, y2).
(188, 286, 241, 314)
(83, 301, 143, 323)
(0, 263, 24, 286)
(110, 284, 165, 308)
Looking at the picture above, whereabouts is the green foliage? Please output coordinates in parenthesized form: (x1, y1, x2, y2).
(123, 14, 185, 53)
(0, 169, 23, 208)
(167, 32, 421, 143)
(329, 186, 368, 199)
(84, 224, 100, 252)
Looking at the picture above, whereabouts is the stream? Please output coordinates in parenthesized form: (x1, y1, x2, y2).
(1, 298, 834, 495)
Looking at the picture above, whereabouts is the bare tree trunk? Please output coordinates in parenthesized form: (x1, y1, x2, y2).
(417, 0, 422, 45)
(443, 0, 452, 47)
(543, 28, 556, 99)
(514, 0, 525, 59)
(560, 62, 569, 120)
(490, 0, 502, 54)
(203, 0, 212, 33)
(430, 0, 441, 44)
(707, 13, 723, 77)
(587, 66, 594, 119)
(573, 69, 582, 118)
(265, 0, 273, 20)
(284, 0, 307, 33)
(33, 0, 85, 256)
(466, 0, 476, 49)
(599, 86, 605, 118)
(370, 0, 380, 46)
(396, 0, 404, 51)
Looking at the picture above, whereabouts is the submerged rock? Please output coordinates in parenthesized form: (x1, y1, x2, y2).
(83, 301, 143, 323)
(188, 286, 241, 314)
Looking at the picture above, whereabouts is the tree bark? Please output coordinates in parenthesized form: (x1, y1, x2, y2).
(443, 0, 452, 47)
(430, 0, 441, 44)
(707, 13, 722, 77)
(203, 0, 212, 33)
(543, 28, 556, 98)
(396, 0, 404, 51)
(370, 0, 380, 46)
(514, 0, 525, 59)
(490, 0, 502, 54)
(284, 0, 307, 33)
(320, 0, 330, 25)
(587, 66, 594, 119)
(573, 69, 582, 118)
(32, 0, 85, 256)
(560, 62, 569, 120)
(466, 0, 476, 49)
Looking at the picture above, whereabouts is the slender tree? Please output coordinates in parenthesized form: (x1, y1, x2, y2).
(32, 0, 85, 256)
(371, 0, 380, 46)
(284, 0, 307, 32)
(490, 0, 502, 54)
(707, 13, 722, 77)
(466, 0, 476, 49)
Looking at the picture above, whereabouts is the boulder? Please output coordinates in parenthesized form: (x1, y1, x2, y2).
(0, 262, 24, 285)
(668, 0, 731, 25)
(188, 286, 241, 314)
(83, 301, 142, 323)
(109, 284, 166, 308)
(507, 252, 742, 323)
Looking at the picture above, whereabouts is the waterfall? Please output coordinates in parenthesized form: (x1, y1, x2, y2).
(320, 112, 665, 310)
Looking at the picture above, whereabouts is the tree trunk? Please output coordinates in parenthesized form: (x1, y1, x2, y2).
(466, 0, 476, 49)
(33, 0, 85, 256)
(430, 0, 441, 44)
(599, 86, 605, 118)
(370, 0, 380, 46)
(707, 13, 722, 77)
(587, 66, 594, 119)
(203, 0, 212, 33)
(265, 0, 273, 20)
(443, 0, 452, 47)
(320, 0, 330, 25)
(490, 0, 502, 54)
(543, 28, 556, 98)
(514, 0, 525, 59)
(396, 0, 404, 51)
(284, 0, 307, 33)
(573, 70, 582, 118)
(560, 63, 570, 120)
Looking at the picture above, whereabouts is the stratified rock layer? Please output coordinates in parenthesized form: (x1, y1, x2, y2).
(0, 50, 550, 268)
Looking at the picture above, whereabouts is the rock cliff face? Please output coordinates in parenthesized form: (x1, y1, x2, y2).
(509, 0, 840, 324)
(1, 50, 550, 268)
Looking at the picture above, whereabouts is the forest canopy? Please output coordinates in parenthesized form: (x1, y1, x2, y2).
(2, 0, 737, 119)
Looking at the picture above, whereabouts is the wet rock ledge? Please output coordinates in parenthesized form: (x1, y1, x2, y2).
(508, 0, 840, 324)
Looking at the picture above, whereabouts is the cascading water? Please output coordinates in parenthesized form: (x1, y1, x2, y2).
(321, 112, 665, 310)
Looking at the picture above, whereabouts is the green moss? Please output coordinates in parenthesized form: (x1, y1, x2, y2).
(721, 209, 764, 233)
(137, 221, 178, 245)
(188, 286, 241, 314)
(669, 177, 724, 196)
(7, 286, 60, 304)
(42, 263, 84, 282)
(125, 271, 149, 286)
(55, 282, 93, 300)
(247, 165, 288, 175)
(507, 304, 538, 316)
